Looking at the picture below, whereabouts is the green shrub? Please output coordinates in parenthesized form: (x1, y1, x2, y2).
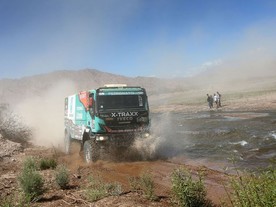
(0, 196, 13, 207)
(55, 165, 70, 189)
(171, 168, 209, 207)
(128, 176, 141, 192)
(86, 185, 107, 201)
(18, 167, 44, 201)
(0, 192, 32, 207)
(229, 167, 276, 207)
(85, 175, 123, 202)
(106, 182, 123, 196)
(85, 176, 108, 202)
(140, 172, 158, 201)
(22, 157, 37, 171)
(39, 158, 57, 170)
(128, 172, 157, 201)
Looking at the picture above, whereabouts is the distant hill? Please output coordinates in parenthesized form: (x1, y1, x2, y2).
(1, 67, 275, 107)
(0, 69, 187, 105)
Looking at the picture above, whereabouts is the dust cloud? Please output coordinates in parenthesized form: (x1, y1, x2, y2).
(147, 19, 276, 95)
(14, 80, 77, 148)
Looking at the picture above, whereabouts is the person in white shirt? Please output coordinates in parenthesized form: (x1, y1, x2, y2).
(213, 93, 218, 108)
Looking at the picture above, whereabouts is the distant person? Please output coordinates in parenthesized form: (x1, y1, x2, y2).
(217, 91, 222, 107)
(206, 94, 212, 109)
(213, 93, 218, 108)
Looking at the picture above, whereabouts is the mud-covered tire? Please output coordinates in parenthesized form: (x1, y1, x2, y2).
(83, 140, 99, 163)
(64, 131, 72, 155)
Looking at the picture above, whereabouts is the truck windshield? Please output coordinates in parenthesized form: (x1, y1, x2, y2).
(97, 95, 147, 110)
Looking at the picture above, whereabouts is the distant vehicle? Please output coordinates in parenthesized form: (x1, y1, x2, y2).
(64, 84, 150, 162)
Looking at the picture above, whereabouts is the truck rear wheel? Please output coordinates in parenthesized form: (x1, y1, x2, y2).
(64, 131, 72, 155)
(83, 140, 99, 163)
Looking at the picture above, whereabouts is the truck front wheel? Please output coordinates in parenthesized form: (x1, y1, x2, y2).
(83, 140, 99, 163)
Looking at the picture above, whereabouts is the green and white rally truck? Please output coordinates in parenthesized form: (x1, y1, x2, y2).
(64, 84, 150, 162)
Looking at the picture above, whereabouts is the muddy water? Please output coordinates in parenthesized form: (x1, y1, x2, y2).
(149, 110, 276, 170)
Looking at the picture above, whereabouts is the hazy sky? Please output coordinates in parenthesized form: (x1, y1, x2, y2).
(0, 0, 276, 78)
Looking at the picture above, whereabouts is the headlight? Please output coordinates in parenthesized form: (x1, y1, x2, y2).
(96, 136, 108, 141)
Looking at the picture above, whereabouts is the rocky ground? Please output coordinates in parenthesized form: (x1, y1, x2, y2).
(0, 134, 22, 159)
(1, 93, 276, 207)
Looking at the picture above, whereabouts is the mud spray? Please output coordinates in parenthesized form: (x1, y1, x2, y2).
(132, 112, 189, 160)
(14, 80, 77, 148)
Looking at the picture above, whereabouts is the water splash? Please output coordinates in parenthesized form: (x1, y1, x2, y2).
(230, 140, 248, 146)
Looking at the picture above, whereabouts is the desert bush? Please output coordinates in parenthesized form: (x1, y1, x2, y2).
(0, 103, 32, 144)
(85, 175, 123, 202)
(85, 176, 108, 202)
(128, 176, 141, 192)
(23, 156, 57, 171)
(106, 182, 123, 196)
(0, 199, 13, 207)
(22, 157, 38, 171)
(228, 167, 276, 207)
(0, 192, 32, 207)
(39, 158, 57, 170)
(55, 165, 70, 189)
(171, 167, 209, 207)
(0, 195, 14, 207)
(140, 172, 158, 201)
(18, 166, 44, 201)
(128, 172, 157, 201)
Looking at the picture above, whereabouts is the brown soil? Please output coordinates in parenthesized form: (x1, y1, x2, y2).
(0, 146, 230, 207)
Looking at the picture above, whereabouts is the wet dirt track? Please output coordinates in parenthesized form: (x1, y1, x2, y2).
(59, 148, 230, 206)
